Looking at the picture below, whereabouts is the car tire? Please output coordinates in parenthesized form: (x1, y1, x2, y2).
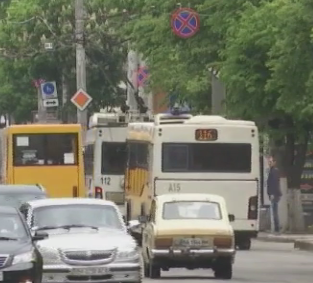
(238, 238, 251, 250)
(214, 257, 232, 279)
(149, 262, 161, 279)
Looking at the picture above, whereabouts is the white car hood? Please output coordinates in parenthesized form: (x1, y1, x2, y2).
(37, 228, 136, 251)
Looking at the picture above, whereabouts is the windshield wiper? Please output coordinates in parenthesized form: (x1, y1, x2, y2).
(36, 224, 98, 231)
(0, 236, 18, 241)
(35, 225, 63, 231)
(60, 224, 99, 230)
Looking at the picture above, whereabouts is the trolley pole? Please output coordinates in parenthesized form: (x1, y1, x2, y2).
(75, 0, 88, 137)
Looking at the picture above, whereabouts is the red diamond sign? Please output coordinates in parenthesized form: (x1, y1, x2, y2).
(71, 89, 92, 111)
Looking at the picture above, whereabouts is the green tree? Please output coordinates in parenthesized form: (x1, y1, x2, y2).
(0, 0, 127, 122)
(221, 0, 313, 190)
(103, 0, 261, 111)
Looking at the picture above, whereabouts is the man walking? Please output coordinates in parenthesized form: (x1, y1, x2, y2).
(267, 156, 282, 233)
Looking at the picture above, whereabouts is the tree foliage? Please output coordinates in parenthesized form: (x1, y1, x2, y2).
(103, 0, 262, 111)
(0, 0, 126, 122)
(221, 0, 313, 186)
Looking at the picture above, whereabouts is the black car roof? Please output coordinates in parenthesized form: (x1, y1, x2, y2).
(0, 185, 46, 194)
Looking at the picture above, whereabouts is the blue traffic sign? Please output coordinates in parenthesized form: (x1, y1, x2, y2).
(40, 81, 57, 99)
(171, 8, 200, 38)
(42, 82, 55, 95)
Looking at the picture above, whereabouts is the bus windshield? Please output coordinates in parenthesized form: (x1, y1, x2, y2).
(13, 133, 78, 166)
(101, 142, 127, 175)
(162, 143, 252, 173)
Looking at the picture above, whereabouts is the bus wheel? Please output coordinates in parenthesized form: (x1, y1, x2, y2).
(238, 238, 251, 250)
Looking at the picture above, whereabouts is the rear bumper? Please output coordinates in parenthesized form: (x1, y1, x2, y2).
(232, 219, 259, 233)
(151, 248, 235, 257)
(149, 248, 235, 269)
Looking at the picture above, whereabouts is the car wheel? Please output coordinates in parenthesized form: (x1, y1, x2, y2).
(149, 261, 161, 279)
(214, 257, 232, 279)
(238, 238, 251, 250)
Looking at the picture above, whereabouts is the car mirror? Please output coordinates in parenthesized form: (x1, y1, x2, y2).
(127, 220, 141, 231)
(138, 215, 149, 224)
(228, 214, 235, 222)
(32, 231, 48, 241)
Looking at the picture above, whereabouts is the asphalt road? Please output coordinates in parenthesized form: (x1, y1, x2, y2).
(143, 240, 313, 283)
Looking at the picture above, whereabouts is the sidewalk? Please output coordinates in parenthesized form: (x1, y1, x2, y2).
(257, 232, 313, 252)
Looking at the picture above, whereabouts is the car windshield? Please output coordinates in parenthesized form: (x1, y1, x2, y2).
(163, 201, 222, 220)
(32, 204, 124, 230)
(0, 193, 46, 208)
(0, 213, 27, 239)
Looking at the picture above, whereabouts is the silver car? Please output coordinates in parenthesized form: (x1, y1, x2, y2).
(19, 198, 141, 283)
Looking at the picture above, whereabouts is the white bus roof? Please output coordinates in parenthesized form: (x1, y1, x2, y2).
(184, 115, 256, 126)
(144, 113, 256, 127)
(127, 114, 257, 142)
(89, 112, 153, 128)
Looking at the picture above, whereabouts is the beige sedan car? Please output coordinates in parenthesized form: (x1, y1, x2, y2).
(140, 193, 235, 280)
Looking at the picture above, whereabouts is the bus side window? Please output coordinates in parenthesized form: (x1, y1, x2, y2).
(140, 202, 146, 216)
(71, 135, 78, 164)
(137, 143, 148, 169)
(84, 145, 94, 175)
(128, 143, 137, 169)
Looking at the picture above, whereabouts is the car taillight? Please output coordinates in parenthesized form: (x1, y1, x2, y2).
(213, 237, 232, 248)
(248, 196, 258, 220)
(155, 238, 173, 249)
(95, 187, 103, 199)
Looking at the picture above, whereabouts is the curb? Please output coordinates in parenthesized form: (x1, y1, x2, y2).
(257, 236, 295, 243)
(294, 240, 313, 252)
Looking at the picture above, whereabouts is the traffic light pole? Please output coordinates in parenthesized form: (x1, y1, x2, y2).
(75, 0, 88, 139)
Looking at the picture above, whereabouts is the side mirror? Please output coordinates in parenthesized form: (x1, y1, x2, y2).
(127, 220, 141, 232)
(32, 231, 48, 241)
(228, 214, 235, 222)
(138, 215, 149, 224)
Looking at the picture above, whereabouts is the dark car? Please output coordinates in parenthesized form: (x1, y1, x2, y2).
(0, 184, 47, 208)
(0, 206, 45, 283)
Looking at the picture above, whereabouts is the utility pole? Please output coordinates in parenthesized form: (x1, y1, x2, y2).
(37, 87, 45, 122)
(209, 68, 226, 115)
(75, 0, 88, 136)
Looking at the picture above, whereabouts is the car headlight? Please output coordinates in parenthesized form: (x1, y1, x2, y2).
(39, 247, 60, 265)
(12, 251, 35, 265)
(116, 248, 139, 261)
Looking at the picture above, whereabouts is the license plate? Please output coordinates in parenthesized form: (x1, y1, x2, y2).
(0, 271, 2, 281)
(174, 238, 203, 247)
(72, 267, 108, 276)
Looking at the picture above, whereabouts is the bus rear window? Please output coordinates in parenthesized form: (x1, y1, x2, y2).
(13, 134, 78, 166)
(162, 143, 252, 173)
(101, 142, 127, 175)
